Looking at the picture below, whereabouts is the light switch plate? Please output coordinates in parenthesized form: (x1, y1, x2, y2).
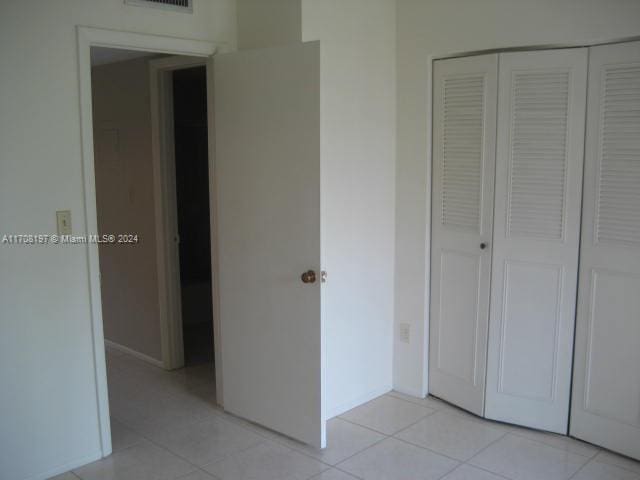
(56, 210, 72, 235)
(399, 323, 411, 344)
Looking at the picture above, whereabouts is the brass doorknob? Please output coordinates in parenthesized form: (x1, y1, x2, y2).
(301, 270, 316, 284)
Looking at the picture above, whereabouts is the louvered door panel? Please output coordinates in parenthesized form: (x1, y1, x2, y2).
(596, 65, 640, 246)
(430, 54, 498, 416)
(508, 72, 569, 240)
(485, 49, 587, 433)
(571, 40, 640, 461)
(441, 76, 484, 231)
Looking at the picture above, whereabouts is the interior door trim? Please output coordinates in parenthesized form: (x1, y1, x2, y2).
(77, 25, 226, 458)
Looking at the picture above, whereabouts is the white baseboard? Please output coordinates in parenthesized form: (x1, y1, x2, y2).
(391, 385, 428, 399)
(25, 450, 102, 480)
(327, 384, 392, 419)
(105, 339, 164, 368)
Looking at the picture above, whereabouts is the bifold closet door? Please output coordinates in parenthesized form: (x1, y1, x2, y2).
(484, 49, 587, 433)
(429, 54, 498, 416)
(570, 41, 640, 461)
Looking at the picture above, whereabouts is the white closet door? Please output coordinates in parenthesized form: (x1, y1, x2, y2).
(429, 54, 498, 416)
(484, 49, 587, 433)
(570, 41, 640, 461)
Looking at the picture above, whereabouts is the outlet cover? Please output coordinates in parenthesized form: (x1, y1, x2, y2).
(399, 323, 411, 343)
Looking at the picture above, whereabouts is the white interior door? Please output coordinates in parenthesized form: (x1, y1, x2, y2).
(429, 54, 498, 416)
(213, 42, 325, 448)
(484, 49, 587, 433)
(570, 41, 640, 461)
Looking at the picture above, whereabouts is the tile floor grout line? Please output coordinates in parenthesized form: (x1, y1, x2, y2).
(111, 363, 443, 472)
(497, 431, 593, 462)
(307, 469, 360, 480)
(505, 429, 601, 459)
(107, 426, 220, 480)
(592, 451, 640, 477)
(389, 434, 467, 464)
(117, 381, 404, 478)
(264, 429, 379, 473)
(331, 434, 391, 469)
(242, 431, 357, 469)
(217, 414, 346, 471)
(387, 407, 477, 449)
(148, 402, 348, 479)
(433, 461, 465, 480)
(143, 403, 346, 475)
(462, 430, 510, 468)
(403, 392, 605, 465)
(566, 456, 595, 480)
(196, 438, 331, 480)
(460, 461, 514, 480)
(385, 394, 461, 420)
(333, 405, 483, 467)
(412, 393, 605, 463)
(462, 431, 596, 480)
(333, 416, 398, 437)
(114, 381, 441, 477)
(389, 407, 503, 441)
(337, 399, 439, 438)
(329, 429, 467, 478)
(387, 391, 456, 411)
(101, 400, 264, 480)
(331, 464, 367, 480)
(382, 391, 441, 408)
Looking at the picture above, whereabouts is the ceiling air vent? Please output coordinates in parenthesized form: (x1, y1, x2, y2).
(125, 0, 192, 13)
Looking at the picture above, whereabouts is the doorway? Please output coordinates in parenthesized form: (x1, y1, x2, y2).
(148, 54, 221, 384)
(92, 51, 215, 374)
(83, 33, 221, 456)
(171, 65, 214, 367)
(80, 27, 327, 453)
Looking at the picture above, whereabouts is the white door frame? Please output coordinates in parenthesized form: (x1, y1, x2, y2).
(77, 25, 227, 458)
(149, 55, 207, 372)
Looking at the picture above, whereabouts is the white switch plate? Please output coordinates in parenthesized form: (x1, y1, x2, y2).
(56, 210, 72, 235)
(399, 323, 411, 343)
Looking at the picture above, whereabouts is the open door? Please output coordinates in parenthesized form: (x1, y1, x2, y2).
(212, 42, 325, 448)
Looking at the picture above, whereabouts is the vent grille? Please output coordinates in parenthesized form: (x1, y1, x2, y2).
(125, 0, 192, 12)
(441, 75, 485, 232)
(507, 71, 570, 240)
(596, 64, 640, 246)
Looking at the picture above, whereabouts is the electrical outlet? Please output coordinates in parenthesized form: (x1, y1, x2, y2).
(399, 323, 411, 343)
(56, 210, 72, 235)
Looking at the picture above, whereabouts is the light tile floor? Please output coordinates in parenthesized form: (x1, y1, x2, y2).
(51, 349, 640, 480)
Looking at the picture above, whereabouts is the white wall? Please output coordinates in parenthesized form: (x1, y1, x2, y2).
(0, 1, 235, 479)
(302, 0, 397, 417)
(393, 0, 640, 396)
(237, 0, 301, 49)
(235, 0, 396, 419)
(92, 57, 163, 363)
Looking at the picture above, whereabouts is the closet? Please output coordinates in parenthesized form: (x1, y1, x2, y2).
(430, 41, 640, 460)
